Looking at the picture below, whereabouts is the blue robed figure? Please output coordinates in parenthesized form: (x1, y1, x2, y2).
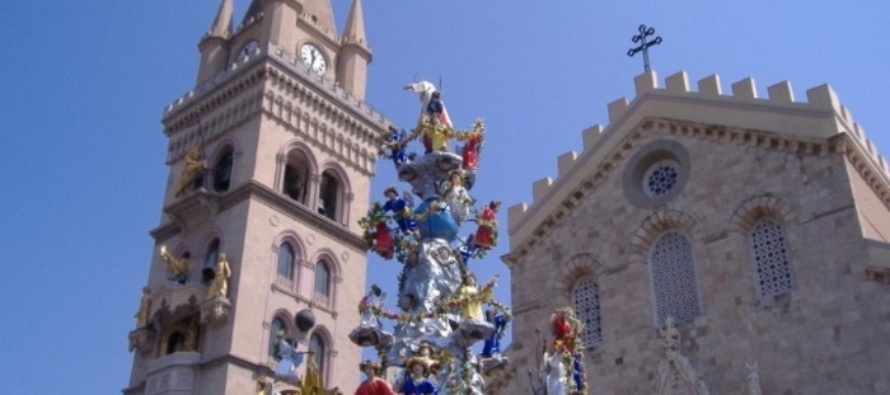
(382, 187, 417, 235)
(400, 358, 438, 395)
(482, 309, 508, 358)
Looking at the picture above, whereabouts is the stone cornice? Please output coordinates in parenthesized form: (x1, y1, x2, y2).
(507, 117, 848, 262)
(263, 48, 389, 137)
(162, 42, 391, 138)
(838, 133, 890, 209)
(150, 180, 368, 254)
(229, 180, 367, 253)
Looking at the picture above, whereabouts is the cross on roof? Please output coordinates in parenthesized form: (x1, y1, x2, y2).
(627, 24, 663, 73)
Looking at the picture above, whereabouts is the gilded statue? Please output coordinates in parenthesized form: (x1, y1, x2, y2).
(159, 245, 190, 283)
(207, 253, 231, 299)
(174, 145, 208, 197)
(135, 286, 152, 329)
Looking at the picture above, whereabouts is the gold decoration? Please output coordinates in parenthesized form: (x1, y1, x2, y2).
(174, 145, 208, 197)
(159, 245, 190, 279)
(134, 286, 152, 329)
(207, 253, 231, 299)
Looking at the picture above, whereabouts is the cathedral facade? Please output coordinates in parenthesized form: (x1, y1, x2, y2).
(125, 1, 389, 394)
(490, 71, 890, 394)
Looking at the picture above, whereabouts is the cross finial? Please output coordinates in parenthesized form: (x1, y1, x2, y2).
(627, 24, 663, 73)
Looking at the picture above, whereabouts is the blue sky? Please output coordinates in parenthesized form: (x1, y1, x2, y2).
(0, 1, 888, 392)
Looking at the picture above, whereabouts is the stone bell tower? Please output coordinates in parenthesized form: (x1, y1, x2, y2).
(125, 0, 391, 394)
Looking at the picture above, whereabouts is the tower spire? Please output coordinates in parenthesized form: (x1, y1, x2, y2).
(208, 0, 234, 38)
(342, 0, 367, 46)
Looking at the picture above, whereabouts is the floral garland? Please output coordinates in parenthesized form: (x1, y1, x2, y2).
(357, 277, 510, 324)
(551, 306, 588, 394)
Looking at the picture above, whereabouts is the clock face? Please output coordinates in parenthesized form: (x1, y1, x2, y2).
(300, 43, 327, 75)
(238, 41, 259, 62)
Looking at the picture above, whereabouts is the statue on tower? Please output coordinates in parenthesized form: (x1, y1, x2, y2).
(174, 145, 208, 197)
(134, 287, 152, 329)
(159, 245, 190, 284)
(207, 253, 231, 299)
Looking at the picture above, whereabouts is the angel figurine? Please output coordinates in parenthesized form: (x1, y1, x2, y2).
(380, 127, 409, 167)
(439, 172, 472, 225)
(159, 245, 189, 284)
(361, 202, 395, 260)
(382, 187, 418, 237)
(473, 200, 501, 251)
(458, 119, 485, 171)
(360, 285, 386, 329)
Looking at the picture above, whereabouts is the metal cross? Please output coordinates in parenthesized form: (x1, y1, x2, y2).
(627, 24, 663, 73)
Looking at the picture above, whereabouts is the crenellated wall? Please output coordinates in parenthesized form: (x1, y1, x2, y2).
(497, 71, 890, 395)
(508, 71, 890, 254)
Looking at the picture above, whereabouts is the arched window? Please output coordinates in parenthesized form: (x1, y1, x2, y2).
(202, 239, 220, 283)
(650, 231, 702, 326)
(166, 332, 186, 355)
(268, 317, 286, 357)
(309, 333, 326, 380)
(750, 219, 793, 297)
(283, 150, 311, 204)
(318, 171, 339, 221)
(213, 147, 234, 192)
(277, 243, 295, 281)
(314, 260, 331, 300)
(571, 277, 602, 347)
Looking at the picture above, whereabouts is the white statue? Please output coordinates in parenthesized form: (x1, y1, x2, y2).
(360, 284, 386, 328)
(440, 172, 472, 225)
(540, 351, 567, 395)
(653, 316, 709, 395)
(746, 361, 762, 395)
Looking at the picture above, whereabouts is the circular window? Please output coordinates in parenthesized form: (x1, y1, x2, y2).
(642, 160, 680, 198)
(622, 140, 690, 208)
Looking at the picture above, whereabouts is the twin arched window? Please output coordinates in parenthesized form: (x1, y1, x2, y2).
(280, 148, 348, 223)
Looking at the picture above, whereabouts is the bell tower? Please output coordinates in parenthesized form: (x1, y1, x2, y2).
(125, 0, 390, 393)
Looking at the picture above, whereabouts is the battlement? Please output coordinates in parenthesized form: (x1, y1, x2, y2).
(508, 70, 890, 250)
(163, 42, 388, 128)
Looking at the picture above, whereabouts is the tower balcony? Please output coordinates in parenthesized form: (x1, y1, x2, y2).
(144, 351, 201, 395)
